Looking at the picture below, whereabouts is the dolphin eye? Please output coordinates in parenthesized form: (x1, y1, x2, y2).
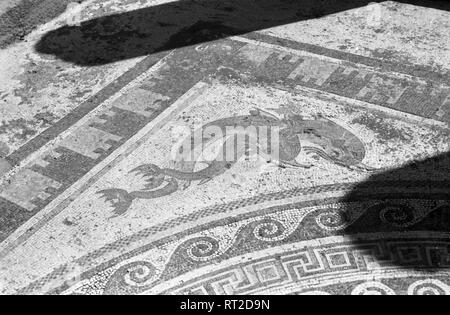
(331, 149, 341, 157)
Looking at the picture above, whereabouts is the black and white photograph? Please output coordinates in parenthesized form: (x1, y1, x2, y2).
(0, 0, 449, 300)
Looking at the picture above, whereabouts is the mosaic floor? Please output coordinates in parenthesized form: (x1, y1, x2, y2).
(0, 0, 449, 295)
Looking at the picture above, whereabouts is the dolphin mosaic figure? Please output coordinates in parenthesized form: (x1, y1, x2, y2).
(98, 109, 368, 216)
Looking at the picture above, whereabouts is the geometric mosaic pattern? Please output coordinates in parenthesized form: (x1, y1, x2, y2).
(31, 193, 450, 295)
(1, 26, 450, 295)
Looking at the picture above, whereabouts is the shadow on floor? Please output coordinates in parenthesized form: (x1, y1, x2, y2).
(33, 0, 450, 270)
(342, 151, 450, 271)
(35, 0, 450, 66)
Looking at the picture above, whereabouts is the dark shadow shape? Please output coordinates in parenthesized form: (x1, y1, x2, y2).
(35, 0, 450, 66)
(343, 151, 450, 271)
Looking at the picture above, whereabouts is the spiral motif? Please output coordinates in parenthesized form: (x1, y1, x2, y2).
(351, 281, 396, 295)
(380, 204, 415, 227)
(185, 236, 221, 262)
(103, 261, 157, 295)
(408, 280, 450, 295)
(123, 263, 156, 286)
(252, 219, 287, 242)
(316, 207, 350, 231)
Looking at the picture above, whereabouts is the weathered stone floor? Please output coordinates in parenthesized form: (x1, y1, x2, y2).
(0, 0, 449, 295)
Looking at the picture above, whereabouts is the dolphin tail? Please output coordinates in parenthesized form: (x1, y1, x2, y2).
(97, 188, 135, 217)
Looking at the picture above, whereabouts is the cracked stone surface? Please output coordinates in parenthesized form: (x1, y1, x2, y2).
(0, 0, 449, 295)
